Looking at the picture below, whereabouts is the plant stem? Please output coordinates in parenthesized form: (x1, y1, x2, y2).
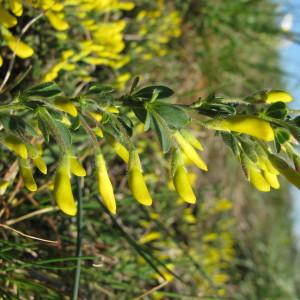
(72, 177, 84, 300)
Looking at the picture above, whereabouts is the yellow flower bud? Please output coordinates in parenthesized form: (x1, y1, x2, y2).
(128, 151, 152, 206)
(89, 112, 102, 122)
(3, 135, 28, 159)
(174, 131, 207, 171)
(96, 154, 116, 214)
(69, 156, 86, 177)
(3, 33, 34, 58)
(265, 90, 293, 103)
(54, 159, 77, 216)
(0, 180, 9, 195)
(171, 149, 196, 203)
(248, 165, 270, 192)
(0, 6, 17, 27)
(113, 141, 129, 163)
(214, 116, 274, 142)
(45, 11, 69, 31)
(263, 171, 280, 189)
(54, 99, 78, 117)
(33, 156, 47, 174)
(181, 130, 204, 151)
(9, 0, 23, 16)
(94, 127, 104, 138)
(20, 159, 37, 192)
(173, 165, 196, 203)
(0, 55, 3, 67)
(139, 231, 161, 244)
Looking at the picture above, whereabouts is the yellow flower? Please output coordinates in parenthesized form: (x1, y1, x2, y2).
(265, 90, 293, 103)
(112, 141, 129, 163)
(139, 231, 161, 244)
(128, 150, 152, 206)
(0, 180, 10, 195)
(20, 159, 37, 192)
(213, 116, 274, 142)
(89, 111, 102, 122)
(0, 55, 3, 67)
(94, 127, 104, 138)
(69, 156, 86, 176)
(0, 6, 17, 27)
(3, 135, 27, 159)
(53, 157, 77, 216)
(45, 11, 69, 31)
(96, 154, 116, 214)
(173, 165, 196, 203)
(174, 131, 207, 171)
(3, 31, 34, 58)
(9, 0, 23, 16)
(181, 129, 204, 151)
(54, 99, 78, 117)
(33, 156, 47, 174)
(263, 171, 280, 189)
(248, 164, 270, 192)
(172, 149, 197, 203)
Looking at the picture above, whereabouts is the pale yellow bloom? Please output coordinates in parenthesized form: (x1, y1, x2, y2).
(139, 231, 161, 244)
(0, 6, 17, 27)
(174, 131, 207, 171)
(54, 99, 78, 117)
(128, 151, 152, 205)
(54, 157, 77, 216)
(213, 116, 274, 142)
(69, 156, 86, 177)
(20, 159, 37, 192)
(3, 135, 27, 159)
(248, 165, 270, 192)
(265, 90, 293, 103)
(9, 0, 23, 16)
(96, 154, 116, 214)
(3, 31, 34, 58)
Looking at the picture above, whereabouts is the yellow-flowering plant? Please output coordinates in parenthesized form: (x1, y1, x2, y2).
(0, 76, 299, 219)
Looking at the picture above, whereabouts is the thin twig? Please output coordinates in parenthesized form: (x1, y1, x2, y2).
(134, 281, 169, 300)
(0, 224, 59, 244)
(5, 207, 59, 226)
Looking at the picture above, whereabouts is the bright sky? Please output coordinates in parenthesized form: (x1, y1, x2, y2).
(280, 1, 300, 237)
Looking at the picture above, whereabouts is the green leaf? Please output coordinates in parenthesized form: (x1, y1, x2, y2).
(151, 111, 172, 153)
(240, 140, 257, 162)
(198, 102, 236, 117)
(24, 82, 62, 98)
(37, 116, 50, 142)
(54, 119, 72, 150)
(275, 128, 290, 144)
(86, 84, 115, 95)
(129, 76, 140, 94)
(133, 85, 174, 100)
(151, 102, 190, 129)
(265, 102, 287, 119)
(221, 132, 240, 156)
(268, 153, 300, 189)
